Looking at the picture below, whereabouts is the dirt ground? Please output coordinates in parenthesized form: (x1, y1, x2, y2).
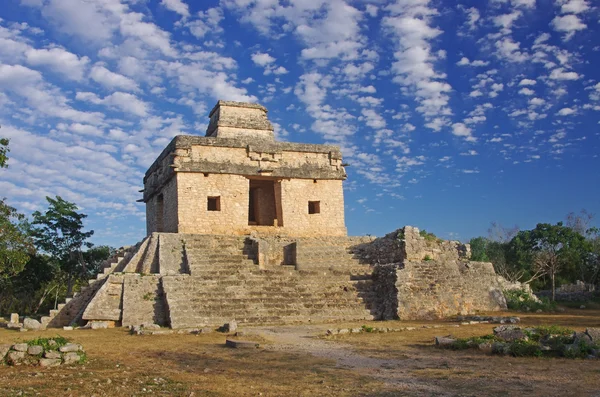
(1, 309, 600, 397)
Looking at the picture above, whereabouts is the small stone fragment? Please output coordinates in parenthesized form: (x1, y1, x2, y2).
(0, 344, 11, 360)
(63, 352, 81, 365)
(12, 343, 28, 352)
(63, 326, 74, 331)
(44, 351, 61, 359)
(434, 336, 456, 346)
(10, 313, 19, 324)
(23, 318, 42, 330)
(59, 343, 81, 353)
(7, 351, 26, 365)
(225, 339, 259, 349)
(585, 328, 600, 343)
(27, 345, 43, 356)
(39, 358, 61, 367)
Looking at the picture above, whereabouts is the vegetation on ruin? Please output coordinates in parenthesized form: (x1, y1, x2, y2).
(419, 229, 439, 242)
(503, 289, 557, 312)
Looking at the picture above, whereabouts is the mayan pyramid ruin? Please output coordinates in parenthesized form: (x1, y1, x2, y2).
(40, 101, 522, 329)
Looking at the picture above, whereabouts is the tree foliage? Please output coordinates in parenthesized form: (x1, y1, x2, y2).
(0, 199, 34, 282)
(0, 137, 9, 169)
(31, 196, 94, 296)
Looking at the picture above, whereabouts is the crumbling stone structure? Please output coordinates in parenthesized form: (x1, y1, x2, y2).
(39, 101, 525, 330)
(362, 227, 523, 320)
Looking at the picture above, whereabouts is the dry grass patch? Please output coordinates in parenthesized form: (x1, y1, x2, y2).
(0, 328, 388, 397)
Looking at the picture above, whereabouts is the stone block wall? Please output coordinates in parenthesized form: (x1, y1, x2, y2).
(360, 226, 515, 320)
(176, 172, 249, 235)
(121, 275, 169, 327)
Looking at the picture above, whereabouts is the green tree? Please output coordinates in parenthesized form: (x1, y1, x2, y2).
(514, 222, 589, 300)
(469, 237, 489, 261)
(0, 137, 9, 168)
(31, 196, 94, 296)
(0, 199, 34, 282)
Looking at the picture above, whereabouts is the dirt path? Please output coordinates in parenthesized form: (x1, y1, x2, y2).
(252, 324, 450, 396)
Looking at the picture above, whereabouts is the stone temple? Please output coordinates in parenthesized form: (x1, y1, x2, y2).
(41, 101, 523, 330)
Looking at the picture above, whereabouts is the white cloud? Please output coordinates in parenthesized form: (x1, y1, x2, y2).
(161, 0, 190, 18)
(549, 67, 580, 80)
(451, 122, 474, 141)
(187, 7, 223, 38)
(90, 65, 139, 91)
(519, 78, 537, 86)
(559, 0, 590, 14)
(551, 14, 587, 40)
(496, 38, 528, 63)
(25, 47, 89, 81)
(76, 91, 149, 117)
(457, 57, 470, 66)
(556, 107, 576, 116)
(519, 87, 535, 95)
(251, 52, 276, 67)
(384, 2, 452, 130)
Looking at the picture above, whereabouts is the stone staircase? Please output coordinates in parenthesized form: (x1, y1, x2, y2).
(43, 233, 376, 329)
(163, 235, 376, 328)
(41, 243, 142, 328)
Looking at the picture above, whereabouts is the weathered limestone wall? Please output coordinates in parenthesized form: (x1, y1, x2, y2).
(121, 275, 169, 327)
(280, 179, 347, 236)
(402, 226, 470, 262)
(176, 172, 250, 235)
(364, 226, 513, 320)
(206, 101, 274, 141)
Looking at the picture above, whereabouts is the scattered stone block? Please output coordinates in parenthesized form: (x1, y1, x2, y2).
(23, 318, 42, 330)
(337, 328, 349, 335)
(585, 328, 600, 343)
(221, 320, 238, 333)
(59, 343, 81, 353)
(63, 352, 81, 365)
(19, 328, 29, 332)
(434, 336, 456, 347)
(7, 322, 22, 329)
(39, 358, 61, 367)
(0, 344, 11, 360)
(27, 345, 43, 356)
(7, 351, 26, 365)
(201, 327, 213, 334)
(225, 339, 259, 349)
(10, 313, 19, 324)
(350, 328, 362, 334)
(496, 328, 527, 342)
(90, 321, 110, 329)
(44, 351, 61, 359)
(12, 343, 28, 352)
(573, 332, 593, 346)
(63, 326, 74, 331)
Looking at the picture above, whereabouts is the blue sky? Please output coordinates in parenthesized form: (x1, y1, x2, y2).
(0, 0, 598, 248)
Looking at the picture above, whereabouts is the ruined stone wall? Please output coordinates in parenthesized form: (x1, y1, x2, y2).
(393, 261, 506, 319)
(402, 226, 470, 262)
(363, 226, 510, 320)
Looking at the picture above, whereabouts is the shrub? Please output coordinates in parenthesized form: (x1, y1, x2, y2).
(423, 255, 433, 261)
(508, 339, 543, 357)
(419, 229, 439, 242)
(26, 336, 69, 351)
(504, 289, 556, 312)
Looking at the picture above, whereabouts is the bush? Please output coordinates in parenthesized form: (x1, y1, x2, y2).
(508, 339, 543, 357)
(504, 289, 556, 312)
(419, 229, 439, 242)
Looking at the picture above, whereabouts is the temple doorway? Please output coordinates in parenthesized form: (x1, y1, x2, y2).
(248, 179, 283, 227)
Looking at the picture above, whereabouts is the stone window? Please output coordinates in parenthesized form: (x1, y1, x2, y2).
(207, 196, 221, 211)
(308, 201, 320, 214)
